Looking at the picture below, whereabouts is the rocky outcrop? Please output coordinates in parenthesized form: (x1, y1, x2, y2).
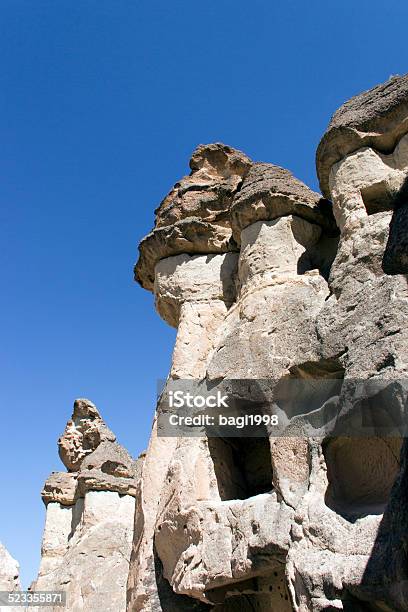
(0, 544, 20, 612)
(134, 143, 251, 291)
(0, 543, 20, 591)
(316, 73, 408, 199)
(230, 162, 337, 242)
(383, 174, 408, 273)
(128, 74, 408, 612)
(129, 146, 337, 611)
(18, 74, 408, 612)
(35, 399, 143, 612)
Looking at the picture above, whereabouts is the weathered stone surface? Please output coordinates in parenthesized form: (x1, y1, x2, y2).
(135, 143, 252, 291)
(77, 440, 138, 497)
(58, 398, 116, 472)
(205, 216, 331, 382)
(383, 175, 408, 274)
(17, 74, 408, 612)
(129, 85, 408, 611)
(0, 543, 20, 591)
(154, 252, 238, 327)
(135, 219, 236, 292)
(231, 163, 337, 242)
(35, 399, 143, 612)
(316, 213, 408, 380)
(317, 73, 408, 198)
(154, 436, 293, 603)
(36, 492, 135, 612)
(300, 74, 408, 611)
(155, 143, 252, 228)
(129, 148, 340, 610)
(127, 419, 179, 612)
(41, 472, 77, 506)
(327, 134, 408, 231)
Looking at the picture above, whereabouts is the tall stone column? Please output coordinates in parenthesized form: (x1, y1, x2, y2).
(128, 144, 249, 611)
(155, 252, 238, 380)
(133, 151, 339, 610)
(34, 399, 141, 612)
(130, 88, 408, 610)
(128, 252, 238, 612)
(283, 73, 408, 612)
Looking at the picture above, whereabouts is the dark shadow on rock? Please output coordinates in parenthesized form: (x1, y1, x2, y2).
(353, 438, 408, 610)
(153, 541, 212, 611)
(383, 174, 408, 275)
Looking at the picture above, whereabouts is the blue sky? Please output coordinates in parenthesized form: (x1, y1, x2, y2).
(1, 0, 407, 588)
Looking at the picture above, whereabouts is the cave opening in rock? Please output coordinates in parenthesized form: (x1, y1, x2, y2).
(208, 428, 273, 501)
(205, 571, 292, 611)
(324, 436, 402, 519)
(273, 358, 345, 424)
(360, 183, 394, 215)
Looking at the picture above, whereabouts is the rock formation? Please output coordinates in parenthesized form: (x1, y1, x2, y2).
(22, 74, 408, 611)
(383, 174, 408, 274)
(0, 543, 20, 592)
(127, 75, 408, 612)
(34, 399, 143, 612)
(0, 544, 21, 612)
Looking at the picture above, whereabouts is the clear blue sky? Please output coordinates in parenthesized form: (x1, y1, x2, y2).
(0, 0, 407, 588)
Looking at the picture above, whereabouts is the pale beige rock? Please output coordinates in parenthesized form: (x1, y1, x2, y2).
(170, 300, 230, 380)
(58, 398, 116, 472)
(130, 94, 408, 609)
(0, 543, 21, 612)
(207, 217, 330, 380)
(317, 73, 408, 198)
(238, 216, 321, 286)
(297, 75, 408, 611)
(127, 252, 236, 610)
(37, 501, 77, 578)
(154, 252, 238, 327)
(154, 436, 293, 602)
(135, 220, 235, 292)
(127, 419, 179, 612)
(36, 492, 135, 612)
(35, 399, 142, 612)
(130, 155, 337, 610)
(329, 139, 408, 230)
(0, 543, 20, 591)
(77, 440, 138, 497)
(284, 435, 403, 611)
(231, 162, 337, 243)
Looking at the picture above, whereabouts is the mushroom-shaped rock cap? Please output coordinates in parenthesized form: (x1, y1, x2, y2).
(155, 143, 252, 227)
(45, 399, 144, 502)
(135, 143, 252, 291)
(231, 163, 337, 242)
(77, 440, 141, 497)
(42, 471, 78, 506)
(317, 74, 408, 198)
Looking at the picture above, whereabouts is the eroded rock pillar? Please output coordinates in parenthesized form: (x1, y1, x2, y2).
(128, 252, 238, 611)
